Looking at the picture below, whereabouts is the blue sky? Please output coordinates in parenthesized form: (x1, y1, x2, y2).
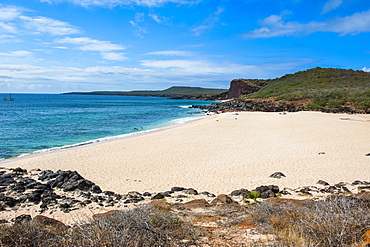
(0, 0, 369, 93)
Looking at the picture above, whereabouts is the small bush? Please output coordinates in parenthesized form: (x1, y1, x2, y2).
(247, 191, 260, 200)
(306, 102, 322, 111)
(326, 99, 344, 110)
(249, 195, 370, 246)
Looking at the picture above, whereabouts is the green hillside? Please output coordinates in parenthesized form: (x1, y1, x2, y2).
(243, 67, 370, 111)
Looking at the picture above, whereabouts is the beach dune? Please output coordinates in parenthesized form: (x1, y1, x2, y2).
(2, 111, 370, 195)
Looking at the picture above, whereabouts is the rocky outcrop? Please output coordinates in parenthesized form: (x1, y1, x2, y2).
(192, 99, 305, 113)
(227, 79, 268, 99)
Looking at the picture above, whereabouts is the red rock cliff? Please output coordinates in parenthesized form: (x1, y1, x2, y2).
(227, 79, 267, 99)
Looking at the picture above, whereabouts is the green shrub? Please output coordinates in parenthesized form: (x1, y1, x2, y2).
(311, 96, 327, 107)
(326, 99, 344, 110)
(247, 191, 260, 200)
(357, 100, 370, 110)
(306, 103, 322, 111)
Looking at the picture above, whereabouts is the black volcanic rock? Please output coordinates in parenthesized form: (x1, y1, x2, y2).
(14, 214, 32, 224)
(270, 172, 286, 179)
(47, 170, 100, 193)
(0, 176, 16, 186)
(171, 187, 185, 192)
(152, 193, 165, 200)
(317, 180, 330, 186)
(0, 194, 18, 207)
(254, 185, 280, 199)
(192, 99, 305, 113)
(230, 189, 250, 198)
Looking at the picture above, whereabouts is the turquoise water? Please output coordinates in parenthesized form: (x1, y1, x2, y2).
(0, 94, 212, 159)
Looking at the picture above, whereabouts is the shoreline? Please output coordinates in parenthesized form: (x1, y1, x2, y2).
(0, 113, 209, 165)
(1, 111, 370, 196)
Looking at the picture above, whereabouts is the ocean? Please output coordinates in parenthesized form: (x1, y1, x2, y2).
(0, 94, 213, 160)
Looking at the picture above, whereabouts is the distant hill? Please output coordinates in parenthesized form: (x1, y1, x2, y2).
(64, 86, 228, 99)
(241, 67, 370, 112)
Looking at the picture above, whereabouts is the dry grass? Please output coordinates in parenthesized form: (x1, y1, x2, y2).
(0, 205, 200, 247)
(249, 195, 370, 246)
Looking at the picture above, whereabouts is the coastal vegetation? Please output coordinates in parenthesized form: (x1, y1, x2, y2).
(250, 195, 370, 246)
(0, 205, 200, 247)
(242, 67, 370, 112)
(2, 195, 370, 246)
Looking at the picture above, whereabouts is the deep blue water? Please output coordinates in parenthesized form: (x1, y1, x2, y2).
(0, 94, 212, 159)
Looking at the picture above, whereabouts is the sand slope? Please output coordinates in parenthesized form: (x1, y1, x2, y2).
(2, 111, 370, 195)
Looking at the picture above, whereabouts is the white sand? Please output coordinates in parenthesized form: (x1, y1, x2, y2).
(2, 111, 370, 195)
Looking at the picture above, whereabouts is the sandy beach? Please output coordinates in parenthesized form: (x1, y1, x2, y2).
(1, 111, 370, 195)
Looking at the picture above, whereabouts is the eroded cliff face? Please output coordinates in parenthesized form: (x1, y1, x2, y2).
(226, 79, 267, 99)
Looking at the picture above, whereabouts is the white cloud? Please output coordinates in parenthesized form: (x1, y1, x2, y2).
(322, 0, 343, 14)
(39, 0, 202, 7)
(363, 67, 370, 72)
(0, 6, 22, 21)
(56, 37, 125, 51)
(0, 5, 79, 36)
(130, 12, 147, 38)
(0, 22, 17, 33)
(102, 52, 127, 61)
(55, 37, 126, 60)
(149, 13, 169, 24)
(0, 51, 32, 57)
(20, 16, 79, 35)
(191, 7, 224, 36)
(140, 59, 262, 76)
(53, 46, 69, 49)
(147, 50, 195, 56)
(242, 9, 370, 38)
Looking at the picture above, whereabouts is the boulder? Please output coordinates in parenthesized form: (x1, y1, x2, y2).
(91, 185, 102, 193)
(254, 185, 280, 199)
(38, 170, 58, 181)
(0, 194, 18, 207)
(211, 194, 237, 205)
(104, 191, 115, 196)
(199, 191, 216, 197)
(352, 180, 366, 186)
(48, 170, 100, 193)
(230, 189, 250, 198)
(316, 180, 329, 186)
(13, 214, 32, 224)
(161, 191, 173, 197)
(11, 167, 27, 175)
(9, 183, 26, 193)
(31, 215, 67, 230)
(182, 188, 198, 195)
(26, 192, 42, 204)
(152, 193, 165, 200)
(124, 197, 144, 204)
(143, 192, 152, 197)
(171, 187, 185, 192)
(127, 191, 142, 198)
(184, 199, 210, 208)
(269, 172, 286, 179)
(0, 176, 16, 186)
